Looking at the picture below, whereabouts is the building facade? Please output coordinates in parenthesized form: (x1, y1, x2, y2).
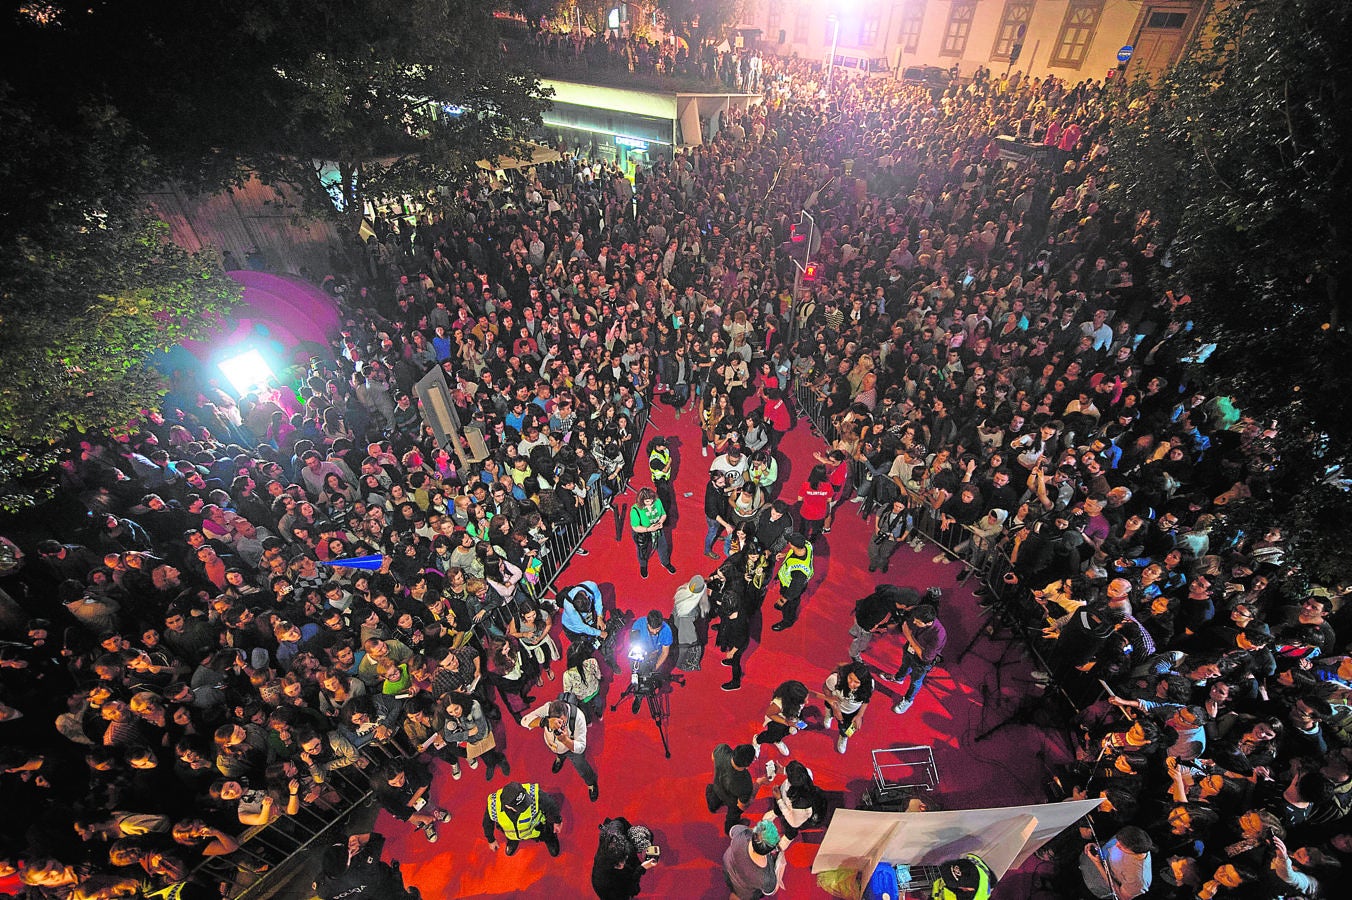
(743, 0, 1209, 83)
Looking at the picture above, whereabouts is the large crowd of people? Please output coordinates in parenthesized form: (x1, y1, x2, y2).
(0, 43, 1348, 900)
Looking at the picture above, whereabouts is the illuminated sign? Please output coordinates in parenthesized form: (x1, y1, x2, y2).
(615, 136, 649, 150)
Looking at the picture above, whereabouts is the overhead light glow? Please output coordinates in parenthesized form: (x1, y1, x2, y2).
(218, 349, 275, 396)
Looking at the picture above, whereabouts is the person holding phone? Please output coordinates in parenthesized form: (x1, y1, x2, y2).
(591, 816, 661, 900)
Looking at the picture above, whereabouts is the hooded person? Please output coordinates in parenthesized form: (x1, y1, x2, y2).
(672, 575, 711, 671)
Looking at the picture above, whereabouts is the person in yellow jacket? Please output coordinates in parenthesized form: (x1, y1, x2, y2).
(930, 853, 996, 900)
(483, 781, 562, 857)
(771, 533, 814, 632)
(647, 436, 676, 515)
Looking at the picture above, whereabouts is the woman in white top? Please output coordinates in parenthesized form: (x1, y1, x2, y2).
(822, 660, 874, 754)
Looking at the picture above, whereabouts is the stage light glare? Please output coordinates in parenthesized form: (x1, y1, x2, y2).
(218, 349, 274, 395)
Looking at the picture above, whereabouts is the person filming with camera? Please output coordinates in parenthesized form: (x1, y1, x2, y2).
(628, 610, 673, 679)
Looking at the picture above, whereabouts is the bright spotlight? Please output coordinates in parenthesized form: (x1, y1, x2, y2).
(218, 349, 275, 396)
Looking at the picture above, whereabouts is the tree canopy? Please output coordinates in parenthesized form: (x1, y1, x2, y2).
(7, 1, 551, 234)
(1105, 0, 1352, 581)
(656, 0, 747, 46)
(0, 87, 242, 508)
(0, 1, 552, 507)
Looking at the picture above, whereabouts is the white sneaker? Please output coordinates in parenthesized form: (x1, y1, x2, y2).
(892, 699, 913, 714)
(823, 716, 834, 732)
(836, 736, 848, 754)
(849, 497, 865, 503)
(468, 757, 480, 769)
(932, 553, 947, 564)
(752, 740, 761, 759)
(451, 764, 462, 780)
(702, 446, 708, 457)
(774, 741, 790, 756)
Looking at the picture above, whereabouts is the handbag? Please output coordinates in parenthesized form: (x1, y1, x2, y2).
(464, 730, 497, 760)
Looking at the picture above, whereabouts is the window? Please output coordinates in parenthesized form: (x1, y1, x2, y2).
(1146, 10, 1189, 29)
(794, 10, 809, 43)
(991, 0, 1034, 60)
(898, 1, 926, 55)
(859, 17, 881, 47)
(941, 0, 977, 57)
(1050, 0, 1104, 68)
(767, 0, 783, 34)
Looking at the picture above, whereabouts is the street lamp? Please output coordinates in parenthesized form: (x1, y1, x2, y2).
(826, 15, 841, 93)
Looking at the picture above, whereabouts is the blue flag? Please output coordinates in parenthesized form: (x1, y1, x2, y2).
(318, 554, 385, 571)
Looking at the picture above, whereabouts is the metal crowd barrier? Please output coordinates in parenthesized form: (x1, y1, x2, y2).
(189, 763, 374, 898)
(190, 397, 654, 898)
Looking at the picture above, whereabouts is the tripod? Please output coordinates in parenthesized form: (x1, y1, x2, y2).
(611, 671, 686, 758)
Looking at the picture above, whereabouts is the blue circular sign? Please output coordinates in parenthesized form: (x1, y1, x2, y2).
(1117, 45, 1135, 63)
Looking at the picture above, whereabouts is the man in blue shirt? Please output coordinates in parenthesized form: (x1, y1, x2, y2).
(628, 610, 673, 674)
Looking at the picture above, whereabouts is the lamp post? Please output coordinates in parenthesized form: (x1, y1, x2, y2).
(826, 15, 840, 93)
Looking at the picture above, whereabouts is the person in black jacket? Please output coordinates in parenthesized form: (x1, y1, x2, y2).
(591, 816, 660, 900)
(703, 471, 734, 559)
(372, 758, 449, 843)
(315, 831, 420, 900)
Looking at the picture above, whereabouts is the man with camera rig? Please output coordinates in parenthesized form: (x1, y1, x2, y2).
(628, 609, 673, 679)
(521, 695, 600, 802)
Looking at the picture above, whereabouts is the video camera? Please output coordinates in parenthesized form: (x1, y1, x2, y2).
(627, 644, 664, 696)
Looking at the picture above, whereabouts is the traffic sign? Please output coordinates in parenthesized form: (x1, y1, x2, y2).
(1117, 45, 1134, 63)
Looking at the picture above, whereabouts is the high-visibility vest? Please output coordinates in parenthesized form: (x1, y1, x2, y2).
(930, 854, 995, 900)
(487, 783, 544, 841)
(649, 446, 672, 481)
(778, 543, 813, 588)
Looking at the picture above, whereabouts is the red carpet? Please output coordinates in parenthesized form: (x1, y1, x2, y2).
(376, 405, 1071, 898)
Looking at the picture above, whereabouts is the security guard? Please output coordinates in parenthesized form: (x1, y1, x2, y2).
(929, 853, 996, 900)
(483, 781, 562, 857)
(771, 533, 814, 632)
(648, 436, 676, 515)
(313, 831, 418, 900)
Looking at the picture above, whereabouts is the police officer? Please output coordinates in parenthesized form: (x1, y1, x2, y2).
(930, 853, 996, 899)
(314, 831, 418, 900)
(770, 533, 814, 632)
(484, 781, 563, 856)
(647, 436, 676, 517)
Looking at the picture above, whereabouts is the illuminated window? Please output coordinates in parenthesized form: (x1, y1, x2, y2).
(991, 0, 1034, 60)
(767, 0, 783, 33)
(859, 17, 880, 47)
(1050, 0, 1105, 68)
(794, 10, 810, 43)
(940, 0, 977, 57)
(898, 1, 926, 55)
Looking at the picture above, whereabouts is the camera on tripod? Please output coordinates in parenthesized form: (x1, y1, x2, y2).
(627, 645, 663, 696)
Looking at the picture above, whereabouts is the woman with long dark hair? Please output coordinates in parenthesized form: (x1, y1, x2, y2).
(752, 680, 810, 758)
(822, 660, 874, 754)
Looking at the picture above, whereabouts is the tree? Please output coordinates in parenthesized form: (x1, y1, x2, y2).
(8, 1, 551, 238)
(1105, 0, 1352, 581)
(656, 0, 747, 47)
(0, 25, 244, 509)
